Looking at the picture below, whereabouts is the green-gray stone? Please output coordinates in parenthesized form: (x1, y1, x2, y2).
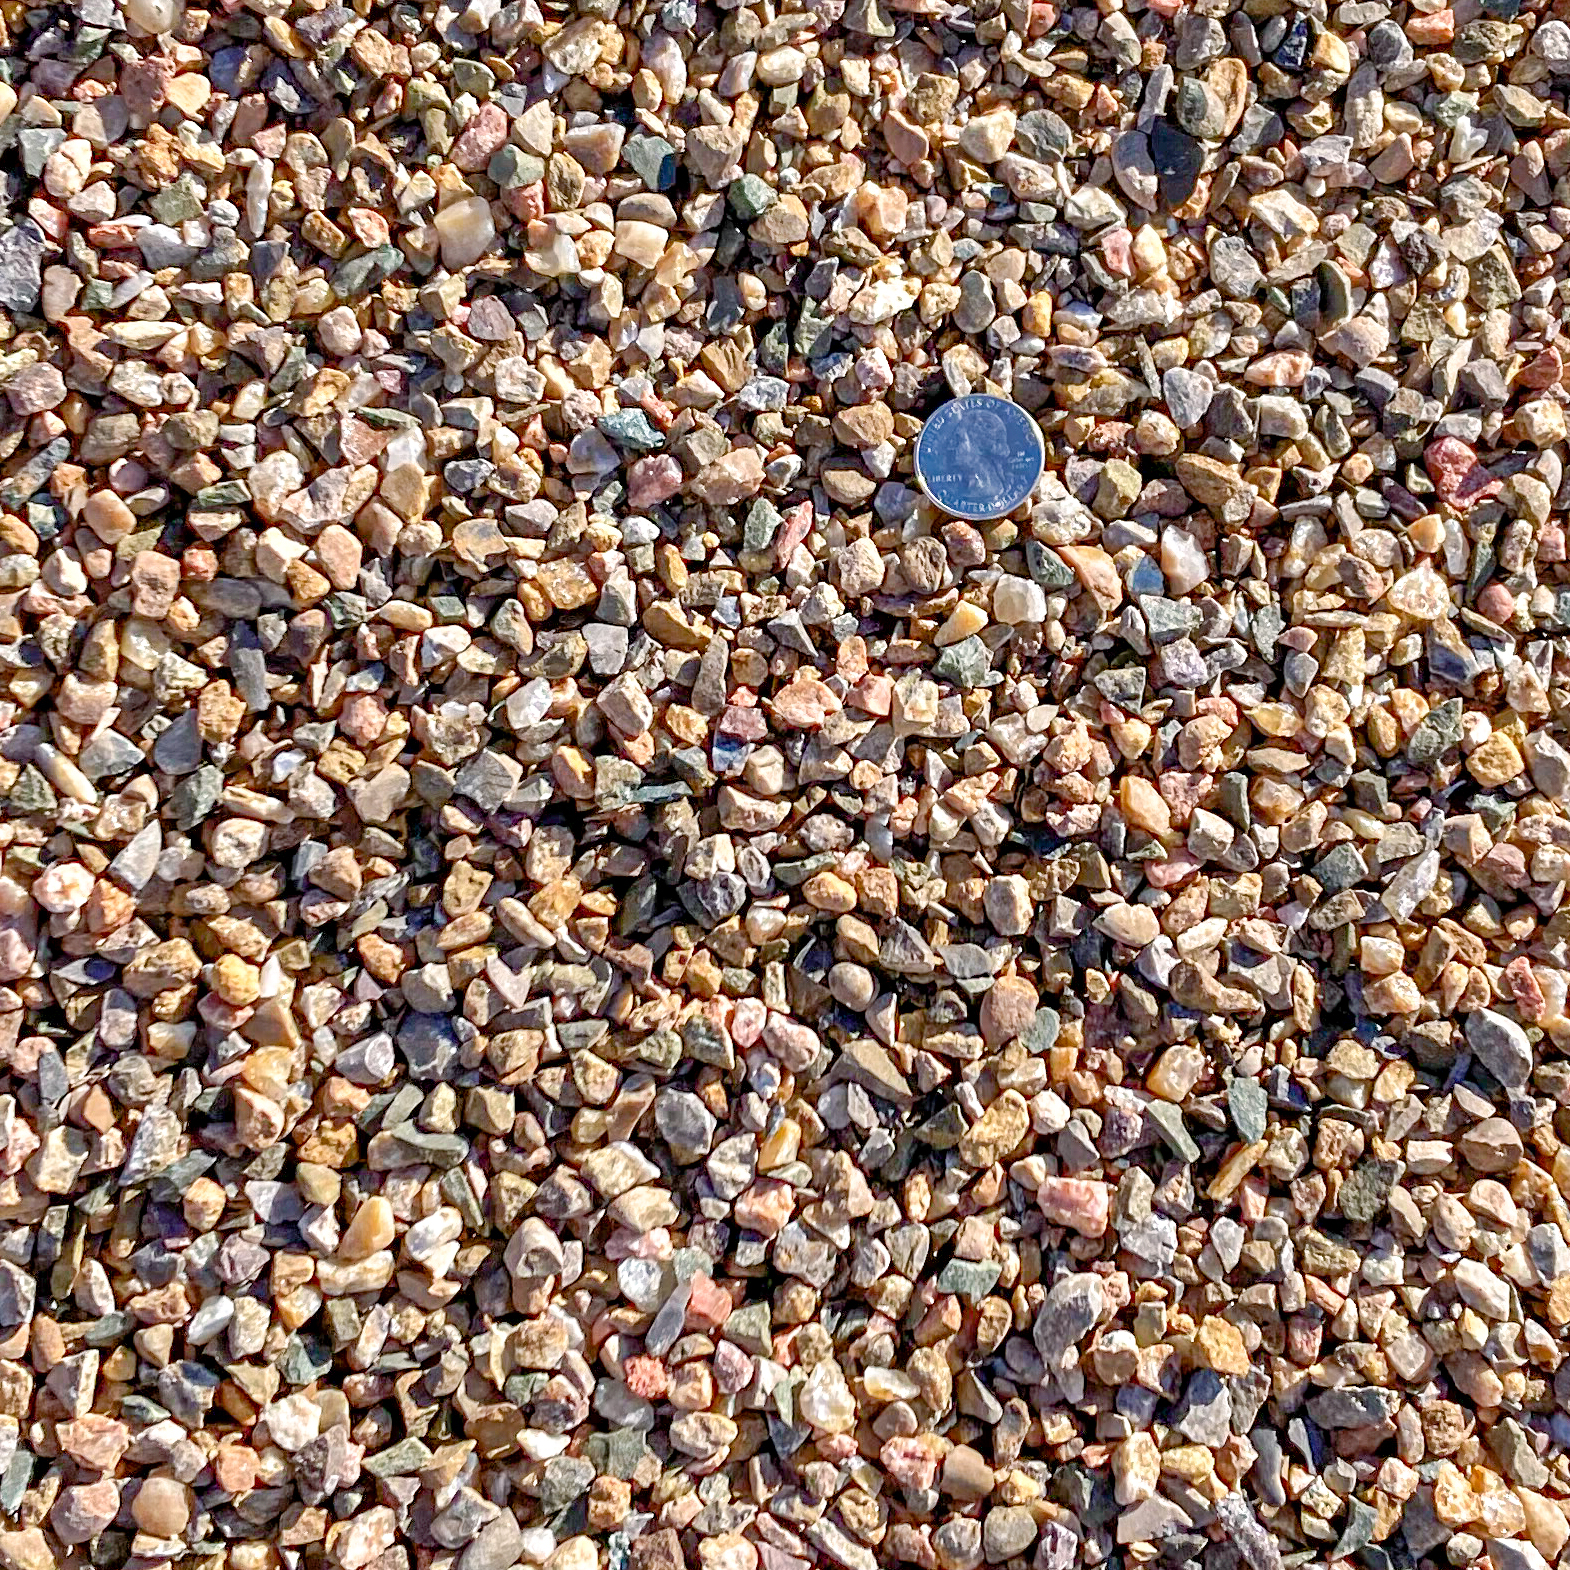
(1313, 842, 1367, 896)
(333, 245, 404, 299)
(937, 1257, 1002, 1301)
(271, 344, 313, 393)
(672, 1247, 715, 1283)
(1333, 1498, 1379, 1560)
(1023, 1007, 1060, 1052)
(381, 1124, 468, 1168)
(325, 1298, 361, 1348)
(489, 146, 546, 189)
(638, 1027, 683, 1071)
(171, 765, 223, 830)
(358, 406, 421, 429)
(624, 134, 676, 190)
(441, 1166, 486, 1230)
(682, 1013, 732, 1068)
(1028, 542, 1077, 588)
(1429, 91, 1478, 129)
(0, 1451, 33, 1515)
(1469, 247, 1521, 309)
(195, 480, 252, 506)
(1339, 1157, 1398, 1223)
(504, 1372, 548, 1405)
(758, 319, 789, 374)
(932, 635, 992, 688)
(743, 498, 781, 554)
(728, 173, 777, 219)
(451, 59, 496, 96)
(773, 1374, 797, 1425)
(70, 26, 110, 63)
(539, 1456, 595, 1510)
(1146, 1100, 1199, 1163)
(599, 408, 664, 452)
(279, 1332, 333, 1384)
(723, 1301, 773, 1354)
(404, 79, 451, 114)
(917, 1103, 968, 1149)
(1173, 77, 1229, 139)
(83, 1312, 136, 1348)
(1227, 1078, 1268, 1142)
(18, 128, 64, 178)
(8, 766, 55, 814)
(1, 438, 70, 508)
(151, 174, 206, 225)
(1454, 19, 1516, 61)
(1407, 697, 1462, 766)
(586, 1427, 648, 1480)
(327, 593, 369, 630)
(795, 298, 835, 358)
(1299, 1228, 1361, 1275)
(362, 1437, 434, 1477)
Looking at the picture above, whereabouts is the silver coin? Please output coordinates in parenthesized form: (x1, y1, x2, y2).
(914, 395, 1045, 521)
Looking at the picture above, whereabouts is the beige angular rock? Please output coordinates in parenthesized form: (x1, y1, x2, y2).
(434, 196, 496, 269)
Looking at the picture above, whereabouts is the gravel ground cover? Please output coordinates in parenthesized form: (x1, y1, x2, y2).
(2, 0, 1570, 1567)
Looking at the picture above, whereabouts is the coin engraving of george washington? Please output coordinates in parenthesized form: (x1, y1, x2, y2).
(915, 395, 1045, 521)
(946, 406, 1009, 507)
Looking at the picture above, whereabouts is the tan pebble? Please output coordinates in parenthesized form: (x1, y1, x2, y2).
(339, 1196, 395, 1261)
(132, 1477, 191, 1538)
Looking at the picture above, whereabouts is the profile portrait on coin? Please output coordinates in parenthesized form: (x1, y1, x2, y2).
(948, 407, 1008, 506)
(915, 393, 1045, 520)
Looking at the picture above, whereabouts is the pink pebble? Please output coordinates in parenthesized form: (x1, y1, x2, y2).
(197, 994, 251, 1031)
(1519, 346, 1563, 390)
(774, 502, 813, 567)
(627, 454, 683, 507)
(734, 1179, 794, 1238)
(1503, 956, 1547, 1021)
(340, 693, 388, 745)
(1478, 844, 1530, 890)
(502, 182, 546, 223)
(771, 677, 841, 729)
(1156, 769, 1210, 825)
(1245, 349, 1312, 386)
(1100, 227, 1133, 276)
(730, 998, 766, 1048)
(1475, 583, 1515, 625)
(685, 1274, 733, 1330)
(762, 1012, 819, 1070)
(623, 1355, 668, 1399)
(713, 1339, 753, 1394)
(1036, 1176, 1109, 1237)
(1407, 7, 1453, 42)
(718, 705, 768, 741)
(850, 673, 892, 715)
(1145, 850, 1200, 889)
(1426, 436, 1500, 512)
(0, 1121, 38, 1177)
(451, 101, 509, 171)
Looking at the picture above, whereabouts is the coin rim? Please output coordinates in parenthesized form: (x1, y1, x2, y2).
(913, 394, 1046, 521)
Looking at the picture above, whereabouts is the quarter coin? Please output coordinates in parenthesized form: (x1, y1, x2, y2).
(914, 394, 1045, 521)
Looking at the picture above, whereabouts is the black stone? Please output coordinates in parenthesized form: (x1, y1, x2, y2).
(1152, 119, 1203, 208)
